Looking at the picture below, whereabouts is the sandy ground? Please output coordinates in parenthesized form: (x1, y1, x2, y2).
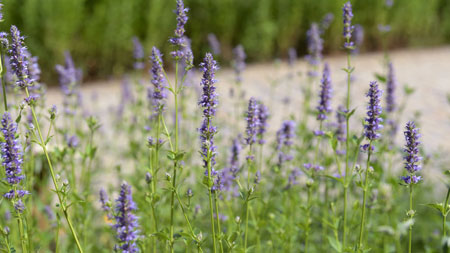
(46, 46, 450, 154)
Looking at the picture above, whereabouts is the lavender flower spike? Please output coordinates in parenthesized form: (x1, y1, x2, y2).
(256, 101, 269, 145)
(342, 1, 355, 49)
(245, 97, 259, 146)
(317, 63, 333, 121)
(150, 47, 167, 112)
(207, 33, 221, 55)
(401, 122, 422, 184)
(1, 112, 24, 185)
(132, 37, 145, 70)
(386, 62, 397, 113)
(198, 53, 219, 172)
(9, 25, 33, 88)
(113, 182, 139, 252)
(233, 45, 246, 83)
(363, 81, 383, 143)
(305, 23, 323, 67)
(276, 120, 296, 167)
(170, 0, 189, 58)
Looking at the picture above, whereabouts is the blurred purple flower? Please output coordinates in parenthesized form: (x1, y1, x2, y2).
(245, 97, 259, 146)
(256, 101, 269, 145)
(207, 33, 221, 55)
(233, 45, 246, 83)
(386, 62, 397, 113)
(132, 36, 145, 70)
(113, 182, 139, 252)
(305, 23, 323, 67)
(316, 63, 332, 121)
(342, 1, 354, 49)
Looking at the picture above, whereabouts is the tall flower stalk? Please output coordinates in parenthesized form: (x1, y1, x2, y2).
(198, 53, 219, 252)
(9, 25, 83, 252)
(243, 97, 259, 250)
(113, 183, 139, 252)
(341, 1, 354, 248)
(401, 121, 422, 253)
(168, 1, 188, 250)
(357, 81, 383, 250)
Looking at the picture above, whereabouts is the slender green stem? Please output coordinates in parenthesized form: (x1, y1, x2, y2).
(342, 50, 352, 249)
(357, 142, 372, 250)
(169, 61, 180, 252)
(25, 87, 83, 252)
(443, 187, 450, 239)
(174, 190, 203, 252)
(305, 186, 312, 253)
(408, 185, 413, 253)
(214, 193, 224, 253)
(16, 210, 26, 252)
(208, 159, 217, 253)
(244, 144, 254, 250)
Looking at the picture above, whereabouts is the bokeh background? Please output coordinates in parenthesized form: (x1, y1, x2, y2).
(2, 0, 450, 82)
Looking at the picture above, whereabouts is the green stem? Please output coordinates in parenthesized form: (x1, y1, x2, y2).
(443, 187, 450, 240)
(244, 144, 254, 250)
(169, 61, 180, 252)
(305, 186, 312, 253)
(342, 50, 352, 250)
(208, 159, 217, 253)
(174, 190, 203, 252)
(16, 210, 26, 253)
(408, 185, 413, 253)
(214, 193, 224, 253)
(357, 142, 372, 250)
(25, 87, 83, 252)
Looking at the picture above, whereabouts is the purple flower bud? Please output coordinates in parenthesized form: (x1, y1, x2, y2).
(1, 112, 24, 185)
(169, 0, 189, 58)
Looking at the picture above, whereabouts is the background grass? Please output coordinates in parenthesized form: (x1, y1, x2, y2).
(1, 0, 450, 82)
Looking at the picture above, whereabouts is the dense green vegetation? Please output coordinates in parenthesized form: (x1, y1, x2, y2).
(2, 0, 450, 81)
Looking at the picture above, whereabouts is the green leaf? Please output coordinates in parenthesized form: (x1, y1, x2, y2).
(374, 73, 386, 83)
(425, 203, 445, 214)
(327, 236, 342, 252)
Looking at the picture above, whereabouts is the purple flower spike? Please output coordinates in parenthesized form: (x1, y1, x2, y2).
(132, 37, 145, 70)
(363, 81, 383, 141)
(245, 97, 259, 146)
(113, 182, 139, 252)
(386, 62, 397, 113)
(9, 25, 33, 88)
(150, 47, 167, 113)
(207, 33, 221, 55)
(170, 0, 189, 58)
(336, 105, 347, 142)
(256, 101, 269, 145)
(55, 51, 82, 95)
(1, 112, 24, 185)
(402, 122, 422, 185)
(317, 63, 333, 121)
(198, 53, 219, 174)
(233, 45, 246, 83)
(342, 1, 354, 49)
(305, 23, 323, 66)
(288, 48, 297, 66)
(352, 24, 364, 54)
(276, 120, 296, 167)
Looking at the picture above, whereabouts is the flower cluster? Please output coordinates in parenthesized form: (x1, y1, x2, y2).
(276, 120, 296, 167)
(113, 183, 139, 252)
(342, 1, 354, 49)
(245, 97, 259, 146)
(305, 23, 323, 68)
(169, 0, 189, 58)
(132, 37, 145, 70)
(401, 121, 422, 184)
(150, 47, 167, 113)
(1, 112, 29, 212)
(233, 45, 246, 83)
(207, 33, 221, 55)
(55, 51, 82, 95)
(317, 63, 333, 121)
(362, 81, 383, 148)
(256, 101, 269, 145)
(199, 53, 219, 173)
(9, 25, 33, 88)
(386, 62, 397, 113)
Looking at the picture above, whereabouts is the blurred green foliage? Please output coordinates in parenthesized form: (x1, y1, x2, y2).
(1, 0, 450, 83)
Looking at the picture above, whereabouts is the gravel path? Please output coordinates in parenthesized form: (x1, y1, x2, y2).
(46, 46, 450, 154)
